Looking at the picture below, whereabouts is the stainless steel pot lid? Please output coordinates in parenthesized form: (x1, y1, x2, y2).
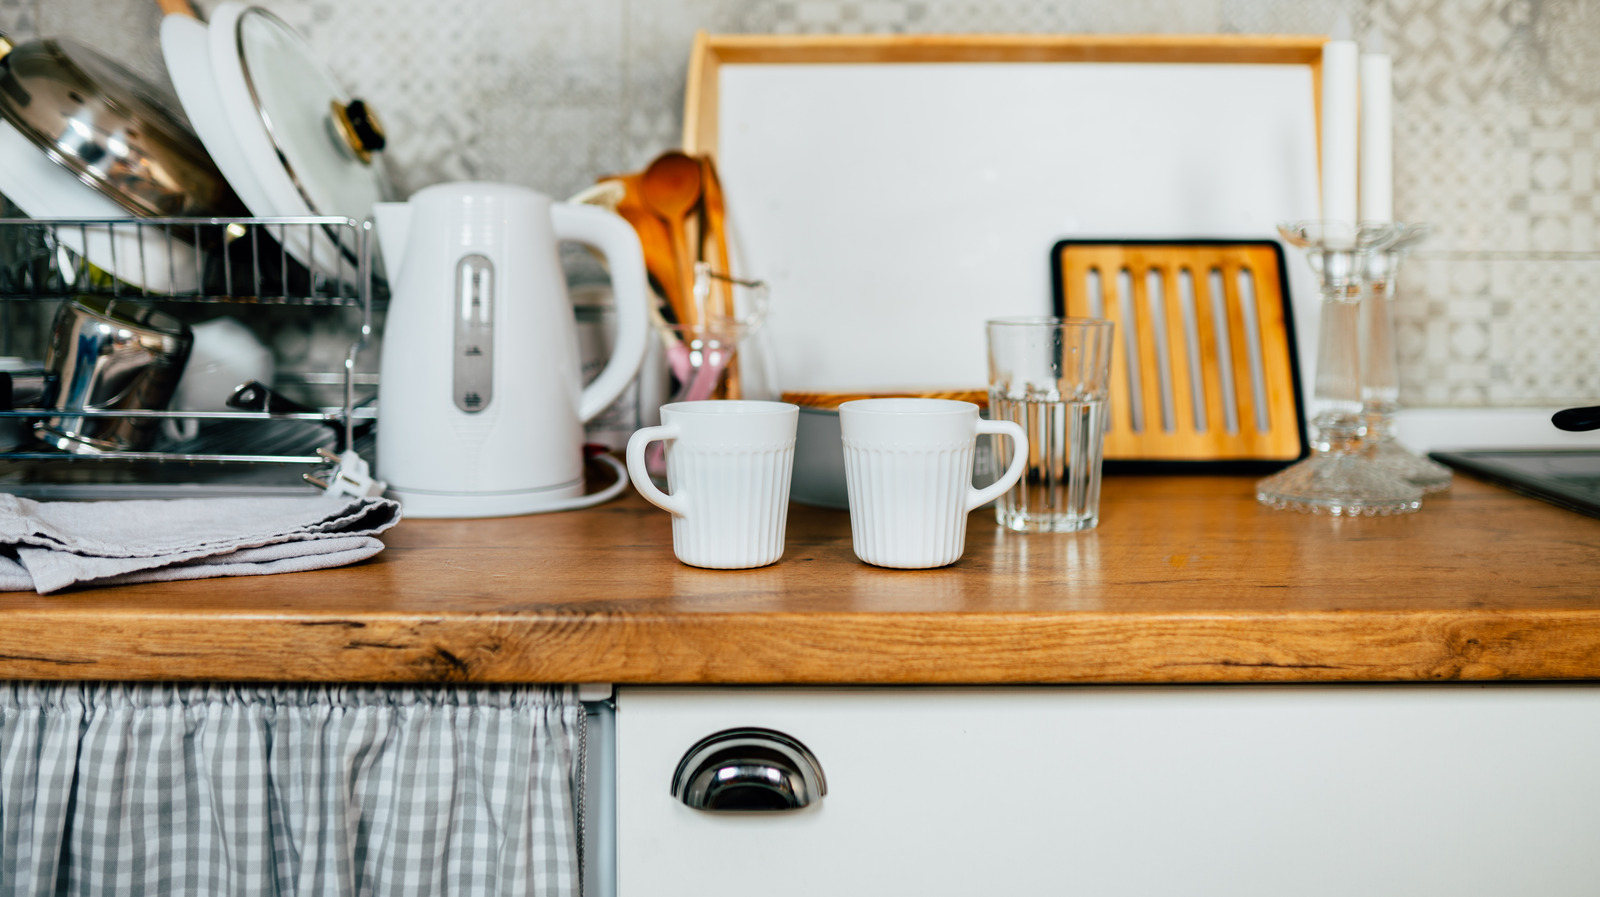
(228, 5, 390, 223)
(0, 33, 244, 218)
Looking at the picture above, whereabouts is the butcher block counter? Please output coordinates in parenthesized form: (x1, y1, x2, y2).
(1, 472, 1597, 685)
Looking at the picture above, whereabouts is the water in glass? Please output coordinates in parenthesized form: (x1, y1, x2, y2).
(990, 390, 1107, 532)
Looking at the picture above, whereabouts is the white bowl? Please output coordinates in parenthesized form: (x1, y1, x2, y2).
(791, 406, 850, 509)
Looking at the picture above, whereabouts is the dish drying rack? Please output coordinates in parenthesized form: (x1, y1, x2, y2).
(0, 216, 381, 499)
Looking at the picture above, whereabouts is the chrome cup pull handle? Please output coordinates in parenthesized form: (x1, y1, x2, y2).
(671, 727, 827, 812)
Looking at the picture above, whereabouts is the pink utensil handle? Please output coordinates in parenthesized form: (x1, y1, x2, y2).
(666, 341, 693, 384)
(683, 347, 733, 402)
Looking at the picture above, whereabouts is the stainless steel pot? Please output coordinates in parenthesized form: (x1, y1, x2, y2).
(36, 296, 192, 454)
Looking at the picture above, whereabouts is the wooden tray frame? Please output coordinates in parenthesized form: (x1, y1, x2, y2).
(681, 32, 1329, 401)
(684, 32, 1329, 166)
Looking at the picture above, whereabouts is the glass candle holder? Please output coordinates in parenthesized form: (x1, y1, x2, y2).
(1256, 221, 1424, 516)
(1359, 222, 1452, 492)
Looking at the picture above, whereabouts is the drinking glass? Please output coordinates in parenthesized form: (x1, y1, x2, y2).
(985, 317, 1116, 532)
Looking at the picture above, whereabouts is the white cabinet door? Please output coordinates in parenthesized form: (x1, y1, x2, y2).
(617, 685, 1600, 897)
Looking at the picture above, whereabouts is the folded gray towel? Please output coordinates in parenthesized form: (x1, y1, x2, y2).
(0, 493, 402, 594)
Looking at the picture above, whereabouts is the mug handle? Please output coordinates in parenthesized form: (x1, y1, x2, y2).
(966, 419, 1029, 512)
(626, 424, 688, 517)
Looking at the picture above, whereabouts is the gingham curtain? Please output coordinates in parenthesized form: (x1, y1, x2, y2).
(0, 682, 585, 897)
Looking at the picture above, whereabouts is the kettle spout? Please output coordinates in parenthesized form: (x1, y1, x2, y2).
(372, 202, 412, 280)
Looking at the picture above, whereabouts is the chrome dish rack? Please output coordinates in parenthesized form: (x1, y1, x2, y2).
(0, 216, 380, 498)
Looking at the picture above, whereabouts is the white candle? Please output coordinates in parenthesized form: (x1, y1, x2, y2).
(1359, 47, 1394, 223)
(1320, 26, 1359, 229)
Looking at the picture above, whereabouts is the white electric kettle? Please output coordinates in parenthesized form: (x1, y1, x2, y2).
(374, 182, 650, 517)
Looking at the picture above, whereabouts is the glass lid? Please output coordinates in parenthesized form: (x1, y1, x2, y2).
(235, 7, 390, 221)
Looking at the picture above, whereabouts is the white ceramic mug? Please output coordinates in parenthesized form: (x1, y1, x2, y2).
(626, 400, 799, 569)
(840, 398, 1028, 569)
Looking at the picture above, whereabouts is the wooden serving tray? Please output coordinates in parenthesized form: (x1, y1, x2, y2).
(1053, 240, 1307, 467)
(781, 389, 988, 410)
(680, 33, 1327, 396)
(684, 33, 1332, 153)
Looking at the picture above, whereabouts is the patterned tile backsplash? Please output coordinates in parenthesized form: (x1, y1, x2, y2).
(11, 0, 1600, 408)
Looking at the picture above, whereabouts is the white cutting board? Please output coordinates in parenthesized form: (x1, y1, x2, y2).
(715, 61, 1322, 392)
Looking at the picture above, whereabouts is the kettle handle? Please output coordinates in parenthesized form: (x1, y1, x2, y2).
(550, 202, 652, 423)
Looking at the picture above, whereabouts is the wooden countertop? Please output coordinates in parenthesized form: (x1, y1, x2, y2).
(2, 470, 1598, 684)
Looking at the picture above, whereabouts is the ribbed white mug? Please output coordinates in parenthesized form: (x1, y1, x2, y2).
(626, 400, 798, 569)
(840, 398, 1028, 569)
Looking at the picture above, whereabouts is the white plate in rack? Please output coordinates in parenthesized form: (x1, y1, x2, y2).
(163, 2, 391, 281)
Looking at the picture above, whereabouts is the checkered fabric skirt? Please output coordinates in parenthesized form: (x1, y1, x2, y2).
(0, 682, 585, 896)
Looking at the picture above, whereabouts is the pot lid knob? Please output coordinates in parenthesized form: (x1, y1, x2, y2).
(331, 98, 386, 164)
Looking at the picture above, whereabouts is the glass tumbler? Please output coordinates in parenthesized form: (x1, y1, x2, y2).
(986, 317, 1115, 532)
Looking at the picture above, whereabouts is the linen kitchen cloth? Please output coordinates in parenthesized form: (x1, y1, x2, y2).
(0, 493, 401, 594)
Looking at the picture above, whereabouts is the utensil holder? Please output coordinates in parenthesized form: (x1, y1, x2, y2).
(644, 267, 769, 478)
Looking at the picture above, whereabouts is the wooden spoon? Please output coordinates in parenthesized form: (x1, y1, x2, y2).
(640, 151, 704, 324)
(698, 154, 740, 397)
(610, 171, 687, 324)
(155, 0, 200, 17)
(699, 155, 734, 319)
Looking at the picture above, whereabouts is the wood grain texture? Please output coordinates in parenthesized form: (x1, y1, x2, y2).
(1, 473, 1598, 684)
(1058, 243, 1304, 461)
(781, 390, 988, 409)
(692, 33, 1327, 66)
(682, 33, 1326, 154)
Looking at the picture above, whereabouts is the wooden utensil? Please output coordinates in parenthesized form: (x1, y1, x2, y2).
(155, 0, 200, 17)
(640, 151, 704, 324)
(782, 389, 989, 410)
(696, 154, 742, 397)
(698, 155, 734, 319)
(604, 172, 688, 324)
